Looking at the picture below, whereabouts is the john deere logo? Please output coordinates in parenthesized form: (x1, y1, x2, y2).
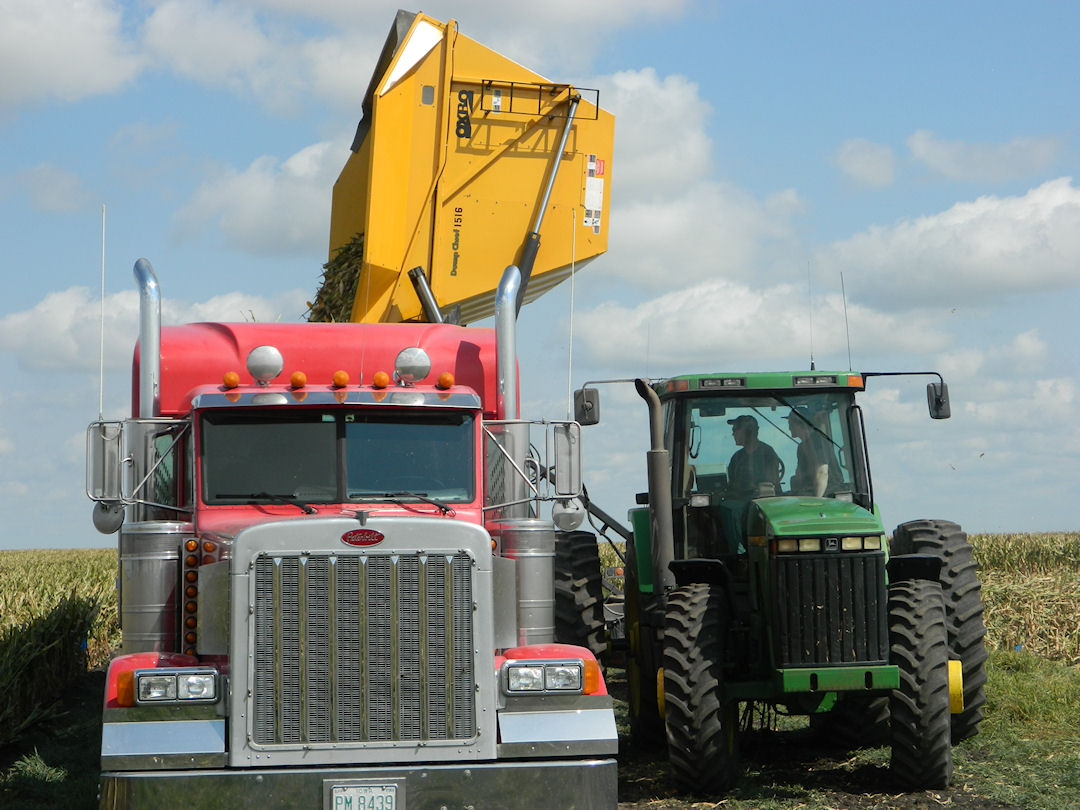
(341, 529, 384, 547)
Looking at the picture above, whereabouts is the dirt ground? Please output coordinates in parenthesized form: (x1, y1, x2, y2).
(607, 669, 1021, 810)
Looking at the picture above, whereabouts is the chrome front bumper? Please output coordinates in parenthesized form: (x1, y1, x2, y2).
(100, 757, 617, 809)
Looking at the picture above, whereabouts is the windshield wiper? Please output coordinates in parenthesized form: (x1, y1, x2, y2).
(221, 491, 317, 514)
(352, 491, 453, 515)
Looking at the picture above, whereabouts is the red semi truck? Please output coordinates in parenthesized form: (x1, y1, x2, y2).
(85, 11, 617, 809)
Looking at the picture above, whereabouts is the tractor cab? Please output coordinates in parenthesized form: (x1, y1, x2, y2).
(662, 381, 869, 559)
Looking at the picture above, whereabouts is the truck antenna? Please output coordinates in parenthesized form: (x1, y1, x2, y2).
(841, 271, 853, 371)
(807, 260, 816, 371)
(98, 203, 106, 419)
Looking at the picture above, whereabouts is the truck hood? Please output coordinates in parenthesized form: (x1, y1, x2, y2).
(196, 504, 482, 542)
(751, 496, 883, 537)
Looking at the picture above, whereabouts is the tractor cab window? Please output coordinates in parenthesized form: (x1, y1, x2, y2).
(668, 391, 860, 557)
(200, 408, 476, 507)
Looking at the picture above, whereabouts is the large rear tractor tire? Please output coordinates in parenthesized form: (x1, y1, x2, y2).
(892, 519, 987, 743)
(553, 530, 607, 660)
(888, 578, 953, 789)
(663, 583, 741, 795)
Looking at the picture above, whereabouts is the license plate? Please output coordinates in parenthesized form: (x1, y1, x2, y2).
(329, 784, 399, 810)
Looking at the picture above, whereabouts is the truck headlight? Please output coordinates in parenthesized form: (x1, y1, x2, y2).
(506, 665, 545, 692)
(544, 664, 583, 691)
(178, 673, 217, 700)
(504, 660, 585, 694)
(134, 669, 219, 704)
(137, 674, 178, 702)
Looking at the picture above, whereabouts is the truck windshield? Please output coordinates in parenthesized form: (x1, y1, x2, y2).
(670, 391, 859, 501)
(200, 408, 476, 506)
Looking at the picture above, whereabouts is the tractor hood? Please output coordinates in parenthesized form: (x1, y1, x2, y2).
(751, 496, 883, 537)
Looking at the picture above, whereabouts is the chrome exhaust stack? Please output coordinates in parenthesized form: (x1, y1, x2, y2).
(134, 258, 161, 418)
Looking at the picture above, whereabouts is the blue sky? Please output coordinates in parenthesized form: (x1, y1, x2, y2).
(1, 0, 1078, 548)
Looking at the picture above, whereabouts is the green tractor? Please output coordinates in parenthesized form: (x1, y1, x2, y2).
(573, 370, 987, 793)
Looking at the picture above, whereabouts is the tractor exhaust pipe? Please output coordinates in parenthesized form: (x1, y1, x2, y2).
(636, 378, 676, 592)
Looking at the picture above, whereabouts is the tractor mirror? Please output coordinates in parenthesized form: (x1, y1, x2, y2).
(927, 382, 951, 420)
(574, 388, 600, 426)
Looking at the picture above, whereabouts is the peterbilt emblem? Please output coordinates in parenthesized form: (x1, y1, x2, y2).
(341, 529, 384, 547)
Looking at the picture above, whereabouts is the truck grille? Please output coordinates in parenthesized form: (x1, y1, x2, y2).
(251, 551, 476, 746)
(771, 552, 888, 667)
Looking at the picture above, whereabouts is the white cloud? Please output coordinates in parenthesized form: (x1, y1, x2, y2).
(907, 129, 1062, 183)
(572, 277, 949, 372)
(15, 164, 93, 212)
(607, 181, 804, 290)
(0, 287, 309, 372)
(596, 69, 714, 197)
(0, 0, 142, 109)
(818, 177, 1080, 310)
(141, 0, 308, 114)
(175, 140, 346, 256)
(833, 138, 895, 187)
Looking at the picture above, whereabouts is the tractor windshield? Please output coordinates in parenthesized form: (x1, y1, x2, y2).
(669, 391, 862, 503)
(200, 407, 476, 507)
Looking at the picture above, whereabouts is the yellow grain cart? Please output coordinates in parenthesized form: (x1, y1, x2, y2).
(325, 10, 614, 324)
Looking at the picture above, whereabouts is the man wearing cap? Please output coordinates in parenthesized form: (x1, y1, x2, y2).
(726, 414, 782, 500)
(787, 410, 841, 496)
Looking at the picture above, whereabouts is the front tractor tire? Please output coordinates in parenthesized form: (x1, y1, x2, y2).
(663, 583, 741, 795)
(891, 519, 987, 743)
(888, 578, 953, 789)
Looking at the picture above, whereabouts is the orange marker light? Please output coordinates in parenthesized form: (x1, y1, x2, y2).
(223, 371, 240, 389)
(332, 370, 349, 388)
(584, 659, 601, 694)
(436, 372, 454, 390)
(372, 370, 390, 389)
(290, 371, 307, 389)
(116, 670, 135, 707)
(185, 540, 198, 552)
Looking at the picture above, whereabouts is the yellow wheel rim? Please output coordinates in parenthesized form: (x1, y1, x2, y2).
(948, 659, 965, 714)
(656, 667, 666, 719)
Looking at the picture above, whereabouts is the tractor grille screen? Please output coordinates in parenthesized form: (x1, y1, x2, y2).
(251, 551, 476, 746)
(771, 552, 889, 666)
